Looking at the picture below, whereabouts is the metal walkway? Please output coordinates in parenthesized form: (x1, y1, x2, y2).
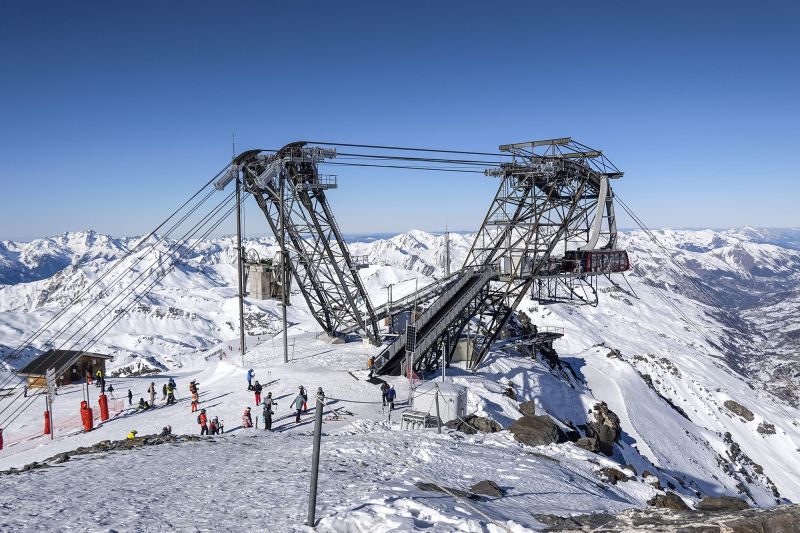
(374, 267, 498, 375)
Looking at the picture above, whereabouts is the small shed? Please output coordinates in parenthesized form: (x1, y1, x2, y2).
(413, 381, 467, 424)
(17, 350, 114, 389)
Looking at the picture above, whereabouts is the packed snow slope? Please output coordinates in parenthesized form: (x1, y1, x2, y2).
(1, 228, 799, 530)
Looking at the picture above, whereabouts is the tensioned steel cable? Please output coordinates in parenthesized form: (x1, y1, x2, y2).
(0, 193, 247, 429)
(304, 140, 505, 158)
(0, 180, 227, 396)
(322, 161, 487, 174)
(0, 188, 239, 419)
(0, 164, 231, 368)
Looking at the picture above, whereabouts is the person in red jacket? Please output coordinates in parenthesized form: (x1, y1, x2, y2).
(198, 409, 208, 435)
(253, 381, 262, 405)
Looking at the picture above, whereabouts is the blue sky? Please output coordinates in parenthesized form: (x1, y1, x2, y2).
(1, 1, 798, 241)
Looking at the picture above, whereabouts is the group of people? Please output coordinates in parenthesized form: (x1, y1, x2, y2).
(196, 408, 223, 435)
(240, 383, 311, 431)
(130, 377, 178, 410)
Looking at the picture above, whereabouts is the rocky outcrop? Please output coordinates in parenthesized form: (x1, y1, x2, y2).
(757, 421, 776, 435)
(536, 503, 800, 532)
(518, 400, 536, 417)
(2, 434, 203, 475)
(574, 437, 600, 453)
(697, 496, 749, 512)
(648, 491, 690, 510)
(415, 482, 477, 500)
(724, 399, 755, 421)
(470, 480, 504, 497)
(599, 467, 629, 485)
(509, 415, 564, 447)
(444, 414, 502, 434)
(585, 402, 621, 456)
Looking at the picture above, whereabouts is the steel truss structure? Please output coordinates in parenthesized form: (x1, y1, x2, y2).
(376, 137, 627, 375)
(234, 143, 381, 345)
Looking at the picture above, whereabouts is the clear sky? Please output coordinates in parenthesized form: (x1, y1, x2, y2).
(1, 1, 798, 241)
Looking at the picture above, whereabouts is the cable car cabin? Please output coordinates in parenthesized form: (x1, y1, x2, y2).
(562, 250, 629, 275)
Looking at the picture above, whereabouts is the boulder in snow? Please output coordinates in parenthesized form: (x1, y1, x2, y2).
(585, 402, 621, 456)
(444, 414, 502, 434)
(470, 480, 504, 497)
(647, 491, 690, 510)
(575, 437, 600, 453)
(724, 400, 755, 421)
(509, 415, 564, 447)
(518, 400, 536, 417)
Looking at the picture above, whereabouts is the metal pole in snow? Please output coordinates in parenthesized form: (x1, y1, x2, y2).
(434, 386, 441, 434)
(236, 171, 247, 368)
(280, 172, 289, 364)
(307, 388, 325, 527)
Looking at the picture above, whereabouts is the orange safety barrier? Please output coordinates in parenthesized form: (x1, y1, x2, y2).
(44, 410, 51, 435)
(98, 394, 109, 422)
(80, 401, 93, 432)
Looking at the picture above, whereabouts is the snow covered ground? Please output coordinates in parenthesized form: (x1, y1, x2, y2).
(1, 228, 800, 530)
(0, 335, 665, 532)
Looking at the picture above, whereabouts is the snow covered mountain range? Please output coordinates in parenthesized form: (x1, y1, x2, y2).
(1, 227, 800, 524)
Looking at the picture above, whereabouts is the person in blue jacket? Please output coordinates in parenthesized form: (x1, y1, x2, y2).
(246, 368, 255, 390)
(385, 385, 396, 411)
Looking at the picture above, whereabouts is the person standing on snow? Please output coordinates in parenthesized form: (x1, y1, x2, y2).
(262, 392, 277, 430)
(161, 383, 167, 401)
(209, 417, 219, 435)
(148, 382, 156, 406)
(381, 382, 390, 406)
(108, 384, 115, 399)
(166, 382, 176, 405)
(253, 381, 262, 405)
(127, 389, 133, 406)
(299, 385, 308, 414)
(246, 368, 255, 390)
(242, 407, 253, 428)
(386, 385, 396, 411)
(367, 357, 375, 379)
(198, 409, 208, 435)
(293, 388, 306, 423)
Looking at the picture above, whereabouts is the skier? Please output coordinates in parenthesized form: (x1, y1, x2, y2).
(381, 382, 389, 406)
(367, 357, 375, 379)
(386, 385, 396, 411)
(246, 368, 255, 390)
(23, 385, 27, 398)
(168, 377, 176, 389)
(191, 390, 199, 412)
(166, 382, 176, 405)
(293, 389, 305, 423)
(127, 389, 133, 406)
(253, 380, 262, 405)
(209, 417, 219, 435)
(127, 429, 138, 439)
(299, 385, 308, 414)
(108, 384, 115, 399)
(197, 409, 208, 435)
(242, 407, 253, 428)
(161, 383, 167, 401)
(96, 370, 102, 386)
(262, 392, 277, 430)
(148, 382, 156, 406)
